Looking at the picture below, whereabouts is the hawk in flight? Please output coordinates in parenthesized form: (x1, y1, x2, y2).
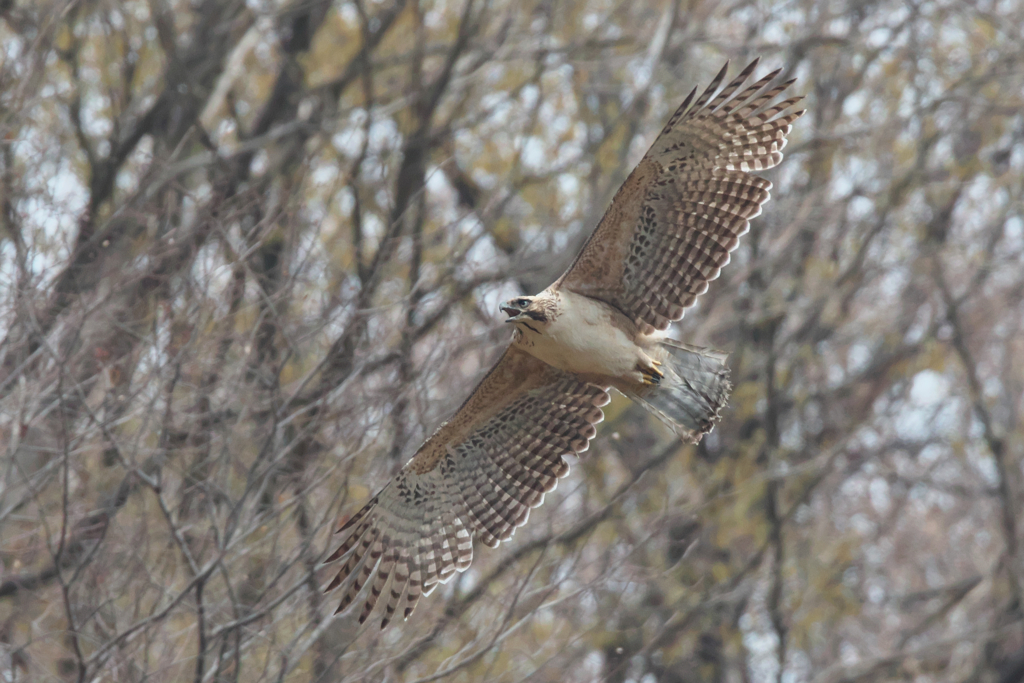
(325, 59, 804, 628)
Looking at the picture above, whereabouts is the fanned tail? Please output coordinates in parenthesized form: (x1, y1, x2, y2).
(622, 340, 732, 443)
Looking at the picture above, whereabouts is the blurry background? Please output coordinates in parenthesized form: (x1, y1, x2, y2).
(0, 0, 1023, 680)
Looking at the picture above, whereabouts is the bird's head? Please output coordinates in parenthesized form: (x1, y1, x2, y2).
(500, 295, 553, 332)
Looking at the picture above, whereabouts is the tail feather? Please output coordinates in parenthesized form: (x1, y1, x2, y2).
(622, 340, 732, 443)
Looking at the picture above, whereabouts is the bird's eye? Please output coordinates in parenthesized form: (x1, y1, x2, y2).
(517, 298, 529, 306)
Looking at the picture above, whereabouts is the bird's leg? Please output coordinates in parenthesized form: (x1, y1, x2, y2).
(637, 358, 665, 386)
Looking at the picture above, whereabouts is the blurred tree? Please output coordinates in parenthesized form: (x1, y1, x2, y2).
(0, 0, 1022, 681)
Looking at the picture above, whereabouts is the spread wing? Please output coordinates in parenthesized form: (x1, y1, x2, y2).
(556, 58, 805, 332)
(323, 346, 610, 629)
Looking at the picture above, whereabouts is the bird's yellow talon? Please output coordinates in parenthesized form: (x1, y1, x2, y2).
(639, 363, 665, 386)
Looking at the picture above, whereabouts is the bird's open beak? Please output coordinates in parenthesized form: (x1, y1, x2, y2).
(500, 304, 522, 322)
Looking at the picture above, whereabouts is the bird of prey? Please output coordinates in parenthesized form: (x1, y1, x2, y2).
(324, 59, 804, 628)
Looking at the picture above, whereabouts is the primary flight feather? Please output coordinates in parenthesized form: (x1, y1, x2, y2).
(325, 58, 804, 628)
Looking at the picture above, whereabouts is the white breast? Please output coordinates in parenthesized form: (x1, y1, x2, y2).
(520, 290, 640, 378)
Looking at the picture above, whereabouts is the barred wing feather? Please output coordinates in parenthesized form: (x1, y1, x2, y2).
(558, 58, 805, 332)
(324, 346, 609, 629)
